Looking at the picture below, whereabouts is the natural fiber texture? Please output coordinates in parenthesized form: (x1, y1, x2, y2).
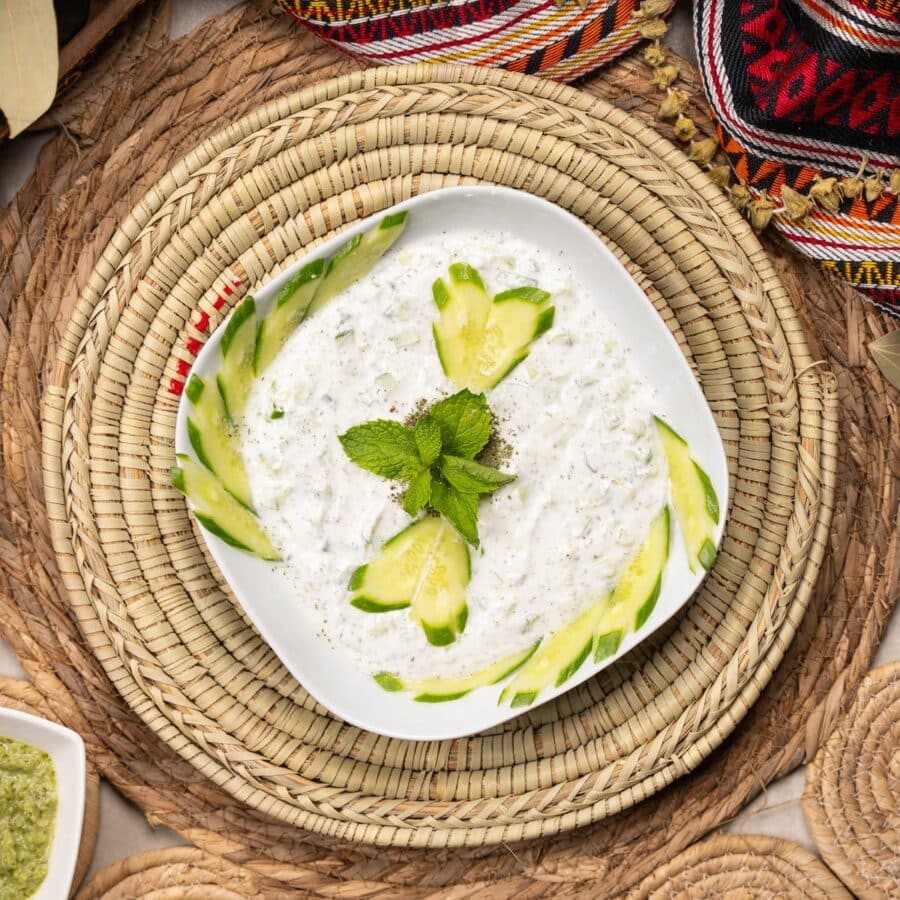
(0, 678, 100, 895)
(627, 832, 852, 898)
(803, 661, 900, 899)
(42, 53, 837, 845)
(0, 2, 895, 893)
(76, 848, 267, 899)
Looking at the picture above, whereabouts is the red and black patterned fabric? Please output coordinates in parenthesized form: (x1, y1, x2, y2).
(695, 0, 900, 314)
(275, 1, 669, 82)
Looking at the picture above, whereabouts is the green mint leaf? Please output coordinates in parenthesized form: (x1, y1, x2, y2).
(427, 389, 491, 460)
(403, 468, 432, 516)
(430, 482, 479, 546)
(414, 416, 442, 466)
(339, 420, 421, 480)
(441, 455, 515, 494)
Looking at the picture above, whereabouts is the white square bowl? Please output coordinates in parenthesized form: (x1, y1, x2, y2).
(0, 707, 86, 899)
(175, 185, 729, 741)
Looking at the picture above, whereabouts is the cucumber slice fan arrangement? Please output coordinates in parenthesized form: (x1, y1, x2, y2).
(172, 211, 721, 709)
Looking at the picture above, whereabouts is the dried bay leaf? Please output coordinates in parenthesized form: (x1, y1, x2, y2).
(870, 330, 900, 392)
(0, 0, 58, 138)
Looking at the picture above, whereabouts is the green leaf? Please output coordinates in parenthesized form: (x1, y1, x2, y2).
(339, 420, 421, 479)
(430, 483, 479, 546)
(414, 416, 442, 466)
(441, 455, 515, 494)
(427, 390, 491, 460)
(403, 468, 432, 516)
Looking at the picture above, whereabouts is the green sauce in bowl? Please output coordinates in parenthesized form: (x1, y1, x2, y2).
(0, 737, 57, 899)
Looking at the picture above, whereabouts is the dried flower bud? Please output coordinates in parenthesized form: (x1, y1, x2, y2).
(709, 165, 732, 187)
(651, 63, 679, 90)
(658, 89, 690, 121)
(730, 183, 751, 211)
(864, 170, 885, 202)
(808, 176, 841, 213)
(841, 173, 864, 199)
(688, 138, 719, 167)
(673, 115, 697, 142)
(639, 18, 669, 39)
(639, 0, 671, 17)
(643, 42, 667, 67)
(749, 192, 775, 231)
(890, 170, 900, 196)
(779, 185, 813, 222)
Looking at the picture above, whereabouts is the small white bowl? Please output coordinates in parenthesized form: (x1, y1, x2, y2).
(0, 707, 86, 900)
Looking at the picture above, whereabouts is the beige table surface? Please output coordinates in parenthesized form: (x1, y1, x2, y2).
(1, 0, 896, 884)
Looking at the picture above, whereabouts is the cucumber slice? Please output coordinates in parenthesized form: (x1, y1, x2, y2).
(432, 267, 555, 392)
(171, 454, 279, 561)
(374, 641, 540, 703)
(604, 506, 670, 634)
(216, 296, 257, 422)
(498, 598, 608, 707)
(432, 263, 493, 386)
(349, 517, 470, 645)
(475, 288, 555, 390)
(499, 507, 670, 708)
(653, 416, 720, 572)
(185, 375, 252, 508)
(306, 211, 408, 318)
(253, 257, 325, 375)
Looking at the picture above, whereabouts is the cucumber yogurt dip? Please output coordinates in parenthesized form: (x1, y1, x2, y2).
(239, 229, 668, 680)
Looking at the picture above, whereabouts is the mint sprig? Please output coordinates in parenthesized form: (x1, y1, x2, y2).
(338, 389, 514, 545)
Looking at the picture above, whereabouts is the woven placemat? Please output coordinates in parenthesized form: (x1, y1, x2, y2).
(0, 3, 896, 893)
(0, 678, 100, 894)
(42, 46, 837, 847)
(76, 847, 266, 899)
(803, 661, 900, 899)
(626, 833, 852, 898)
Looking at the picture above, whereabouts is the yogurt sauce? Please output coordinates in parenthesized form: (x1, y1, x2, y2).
(241, 229, 668, 680)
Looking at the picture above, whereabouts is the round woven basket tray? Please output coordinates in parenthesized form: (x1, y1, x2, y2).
(803, 661, 900, 898)
(627, 832, 852, 898)
(1, 4, 896, 892)
(41, 58, 837, 847)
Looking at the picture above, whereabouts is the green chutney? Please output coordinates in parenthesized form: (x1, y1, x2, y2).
(0, 736, 58, 899)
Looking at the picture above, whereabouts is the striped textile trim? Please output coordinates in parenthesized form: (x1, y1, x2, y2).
(276, 0, 664, 83)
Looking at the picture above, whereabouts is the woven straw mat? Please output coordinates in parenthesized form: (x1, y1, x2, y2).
(39, 54, 837, 846)
(803, 661, 900, 899)
(76, 848, 267, 899)
(627, 833, 851, 899)
(1, 3, 896, 892)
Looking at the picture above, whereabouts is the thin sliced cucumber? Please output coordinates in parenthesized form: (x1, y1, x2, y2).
(374, 641, 540, 703)
(601, 506, 670, 635)
(475, 288, 555, 390)
(498, 597, 608, 707)
(216, 296, 257, 422)
(171, 454, 279, 560)
(185, 374, 252, 508)
(253, 257, 325, 375)
(432, 263, 493, 386)
(653, 416, 720, 572)
(306, 211, 408, 318)
(349, 517, 470, 646)
(432, 265, 555, 392)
